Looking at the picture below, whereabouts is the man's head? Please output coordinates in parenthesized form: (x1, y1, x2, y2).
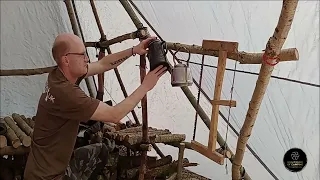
(52, 33, 89, 80)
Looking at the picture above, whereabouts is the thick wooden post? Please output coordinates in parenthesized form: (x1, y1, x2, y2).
(232, 0, 299, 179)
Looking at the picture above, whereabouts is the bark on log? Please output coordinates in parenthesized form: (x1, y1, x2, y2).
(144, 158, 195, 179)
(125, 134, 186, 145)
(148, 155, 173, 169)
(118, 155, 157, 169)
(167, 43, 299, 64)
(20, 115, 35, 128)
(118, 126, 169, 133)
(166, 141, 192, 150)
(26, 118, 35, 129)
(0, 145, 30, 156)
(122, 155, 173, 179)
(102, 123, 116, 133)
(4, 117, 31, 147)
(232, 1, 298, 179)
(0, 66, 56, 76)
(177, 143, 185, 180)
(2, 121, 21, 148)
(84, 31, 138, 48)
(12, 113, 33, 136)
(0, 135, 7, 148)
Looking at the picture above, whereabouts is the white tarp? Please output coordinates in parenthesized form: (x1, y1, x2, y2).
(1, 1, 318, 180)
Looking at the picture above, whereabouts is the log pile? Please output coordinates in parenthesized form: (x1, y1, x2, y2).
(0, 113, 34, 156)
(103, 125, 206, 180)
(104, 125, 186, 147)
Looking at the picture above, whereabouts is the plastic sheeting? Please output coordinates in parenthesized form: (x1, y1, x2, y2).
(131, 1, 319, 180)
(1, 1, 318, 180)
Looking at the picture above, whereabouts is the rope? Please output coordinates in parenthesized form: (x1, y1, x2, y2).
(192, 54, 205, 140)
(179, 59, 319, 88)
(223, 51, 238, 174)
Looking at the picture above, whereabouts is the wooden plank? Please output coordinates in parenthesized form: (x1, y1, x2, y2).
(202, 40, 238, 53)
(211, 100, 236, 107)
(208, 50, 227, 151)
(191, 140, 224, 165)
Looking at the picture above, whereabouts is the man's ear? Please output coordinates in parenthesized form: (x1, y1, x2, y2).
(61, 56, 69, 66)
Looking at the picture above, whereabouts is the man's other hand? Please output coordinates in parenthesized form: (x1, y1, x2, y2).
(141, 65, 167, 91)
(133, 37, 157, 55)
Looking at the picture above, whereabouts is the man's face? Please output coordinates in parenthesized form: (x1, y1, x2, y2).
(64, 42, 88, 77)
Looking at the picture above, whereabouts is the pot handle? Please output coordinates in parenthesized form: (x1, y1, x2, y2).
(172, 46, 191, 67)
(161, 41, 168, 55)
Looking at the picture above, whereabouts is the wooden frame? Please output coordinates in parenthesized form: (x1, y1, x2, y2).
(191, 39, 237, 165)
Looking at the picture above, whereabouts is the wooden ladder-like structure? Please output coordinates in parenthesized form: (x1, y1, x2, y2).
(191, 39, 238, 165)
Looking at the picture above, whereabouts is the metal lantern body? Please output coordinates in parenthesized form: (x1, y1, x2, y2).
(171, 63, 193, 87)
(147, 39, 170, 71)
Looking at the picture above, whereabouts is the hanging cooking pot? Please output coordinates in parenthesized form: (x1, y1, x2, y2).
(147, 39, 170, 71)
(171, 47, 193, 87)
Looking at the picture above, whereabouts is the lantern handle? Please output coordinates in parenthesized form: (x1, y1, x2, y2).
(172, 46, 191, 66)
(161, 41, 168, 55)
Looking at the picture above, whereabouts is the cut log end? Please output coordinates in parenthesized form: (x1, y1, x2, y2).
(0, 135, 7, 148)
(22, 136, 32, 147)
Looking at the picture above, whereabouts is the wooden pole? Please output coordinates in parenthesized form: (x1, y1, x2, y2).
(0, 44, 298, 77)
(177, 143, 185, 180)
(232, 0, 299, 179)
(166, 43, 298, 64)
(89, 0, 105, 101)
(64, 0, 95, 98)
(118, 1, 149, 179)
(208, 50, 227, 151)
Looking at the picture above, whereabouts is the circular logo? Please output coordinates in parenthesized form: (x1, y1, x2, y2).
(283, 148, 307, 172)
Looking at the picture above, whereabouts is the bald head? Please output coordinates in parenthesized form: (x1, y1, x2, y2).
(51, 33, 83, 65)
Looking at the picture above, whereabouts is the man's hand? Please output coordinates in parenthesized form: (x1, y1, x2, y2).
(133, 37, 157, 55)
(141, 65, 167, 91)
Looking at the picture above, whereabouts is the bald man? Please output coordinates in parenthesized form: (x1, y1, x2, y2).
(24, 33, 167, 180)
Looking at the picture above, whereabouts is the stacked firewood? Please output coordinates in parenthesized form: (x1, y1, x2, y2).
(0, 113, 34, 180)
(102, 125, 200, 180)
(0, 113, 34, 156)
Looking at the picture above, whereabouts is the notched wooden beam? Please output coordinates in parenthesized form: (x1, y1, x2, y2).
(211, 100, 236, 107)
(202, 40, 239, 53)
(190, 140, 224, 165)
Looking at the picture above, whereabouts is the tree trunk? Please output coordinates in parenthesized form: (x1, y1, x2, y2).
(232, 1, 299, 179)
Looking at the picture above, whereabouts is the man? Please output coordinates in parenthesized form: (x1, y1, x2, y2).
(23, 33, 167, 180)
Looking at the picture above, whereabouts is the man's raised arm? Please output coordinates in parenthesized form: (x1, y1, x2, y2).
(90, 65, 167, 123)
(85, 37, 156, 78)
